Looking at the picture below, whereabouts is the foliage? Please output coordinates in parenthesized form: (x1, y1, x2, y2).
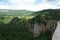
(0, 17, 33, 40)
(34, 30, 52, 40)
(0, 9, 60, 40)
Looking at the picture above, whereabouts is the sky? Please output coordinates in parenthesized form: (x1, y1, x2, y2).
(0, 0, 60, 11)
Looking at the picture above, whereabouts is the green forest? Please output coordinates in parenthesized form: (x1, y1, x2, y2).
(0, 9, 60, 40)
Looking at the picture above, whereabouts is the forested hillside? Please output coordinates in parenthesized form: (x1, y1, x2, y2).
(0, 9, 60, 40)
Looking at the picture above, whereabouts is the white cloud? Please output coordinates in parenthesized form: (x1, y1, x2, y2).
(0, 5, 13, 9)
(9, 0, 35, 5)
(0, 0, 60, 11)
(55, 0, 60, 6)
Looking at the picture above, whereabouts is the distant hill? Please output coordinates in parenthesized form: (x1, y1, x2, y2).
(0, 9, 60, 21)
(29, 9, 60, 24)
(0, 9, 34, 16)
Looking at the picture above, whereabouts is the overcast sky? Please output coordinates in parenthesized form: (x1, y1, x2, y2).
(0, 0, 60, 11)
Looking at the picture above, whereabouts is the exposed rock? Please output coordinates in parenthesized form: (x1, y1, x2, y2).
(33, 21, 57, 37)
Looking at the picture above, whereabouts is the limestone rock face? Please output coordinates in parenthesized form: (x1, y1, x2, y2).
(33, 21, 57, 37)
(33, 23, 41, 37)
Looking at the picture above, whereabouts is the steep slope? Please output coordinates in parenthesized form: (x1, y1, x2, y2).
(31, 9, 60, 40)
(30, 9, 60, 24)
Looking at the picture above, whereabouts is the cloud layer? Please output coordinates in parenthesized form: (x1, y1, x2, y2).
(0, 0, 60, 11)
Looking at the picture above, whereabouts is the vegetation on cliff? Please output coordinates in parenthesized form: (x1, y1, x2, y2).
(0, 9, 60, 40)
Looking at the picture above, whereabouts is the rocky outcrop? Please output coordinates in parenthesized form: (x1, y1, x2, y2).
(33, 21, 57, 37)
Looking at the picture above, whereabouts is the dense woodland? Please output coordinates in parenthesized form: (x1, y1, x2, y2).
(0, 9, 60, 40)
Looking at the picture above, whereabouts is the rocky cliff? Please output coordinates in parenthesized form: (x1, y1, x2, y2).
(33, 21, 57, 37)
